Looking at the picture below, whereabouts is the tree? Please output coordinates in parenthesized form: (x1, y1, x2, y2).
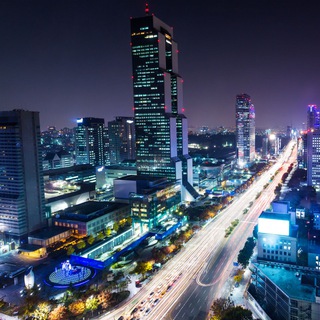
(152, 248, 166, 263)
(234, 269, 244, 283)
(126, 216, 132, 226)
(20, 293, 39, 318)
(119, 218, 126, 228)
(281, 172, 289, 182)
(31, 302, 50, 320)
(87, 234, 95, 245)
(133, 261, 153, 276)
(77, 240, 86, 250)
(210, 298, 228, 319)
(86, 296, 99, 316)
(48, 305, 67, 320)
(68, 300, 85, 316)
(97, 290, 112, 309)
(66, 246, 75, 256)
(105, 227, 112, 237)
(162, 244, 176, 255)
(221, 306, 253, 320)
(113, 222, 119, 233)
(117, 280, 128, 292)
(238, 237, 255, 268)
(96, 231, 104, 241)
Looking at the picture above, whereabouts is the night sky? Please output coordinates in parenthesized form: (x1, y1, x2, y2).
(0, 0, 319, 130)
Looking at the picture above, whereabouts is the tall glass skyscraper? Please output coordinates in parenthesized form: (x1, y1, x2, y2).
(0, 110, 45, 243)
(130, 7, 196, 200)
(75, 117, 108, 167)
(236, 93, 255, 167)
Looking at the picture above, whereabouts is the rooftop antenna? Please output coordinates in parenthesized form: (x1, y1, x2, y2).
(145, 3, 150, 16)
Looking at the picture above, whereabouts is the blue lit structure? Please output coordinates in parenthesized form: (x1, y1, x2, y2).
(70, 219, 185, 270)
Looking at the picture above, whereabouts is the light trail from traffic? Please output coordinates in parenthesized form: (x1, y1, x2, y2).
(101, 140, 297, 320)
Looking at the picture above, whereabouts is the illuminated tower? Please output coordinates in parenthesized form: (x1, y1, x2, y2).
(307, 104, 320, 130)
(75, 117, 108, 167)
(0, 110, 45, 243)
(306, 105, 320, 188)
(130, 4, 196, 200)
(236, 93, 255, 167)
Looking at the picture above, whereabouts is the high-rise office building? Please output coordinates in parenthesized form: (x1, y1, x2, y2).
(306, 105, 320, 188)
(0, 110, 45, 243)
(261, 136, 268, 159)
(307, 129, 320, 189)
(75, 117, 108, 167)
(235, 93, 255, 167)
(307, 104, 320, 130)
(108, 116, 135, 164)
(130, 5, 196, 200)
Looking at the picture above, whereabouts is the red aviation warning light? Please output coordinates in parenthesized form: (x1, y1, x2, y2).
(145, 3, 149, 15)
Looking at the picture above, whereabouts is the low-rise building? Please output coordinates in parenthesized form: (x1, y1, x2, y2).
(113, 175, 181, 233)
(52, 201, 130, 236)
(257, 211, 298, 264)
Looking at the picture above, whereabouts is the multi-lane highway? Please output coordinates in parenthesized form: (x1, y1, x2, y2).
(102, 140, 297, 320)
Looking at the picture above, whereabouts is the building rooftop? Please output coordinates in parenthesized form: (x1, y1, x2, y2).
(54, 201, 129, 222)
(45, 182, 95, 202)
(43, 164, 94, 176)
(28, 226, 71, 240)
(259, 211, 291, 221)
(253, 262, 320, 302)
(117, 175, 165, 182)
(106, 165, 136, 171)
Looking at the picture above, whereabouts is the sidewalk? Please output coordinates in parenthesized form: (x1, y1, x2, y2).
(228, 268, 268, 320)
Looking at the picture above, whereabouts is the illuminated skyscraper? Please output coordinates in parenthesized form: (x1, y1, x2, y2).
(307, 104, 320, 130)
(108, 116, 135, 164)
(130, 5, 196, 200)
(307, 130, 320, 188)
(235, 93, 255, 167)
(0, 110, 45, 243)
(75, 117, 108, 167)
(306, 105, 320, 188)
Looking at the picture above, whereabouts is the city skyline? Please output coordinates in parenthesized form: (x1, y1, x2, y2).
(1, 0, 319, 130)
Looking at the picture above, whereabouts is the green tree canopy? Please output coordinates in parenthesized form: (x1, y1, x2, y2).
(66, 246, 75, 256)
(86, 296, 99, 313)
(210, 298, 228, 319)
(105, 227, 112, 237)
(77, 240, 86, 250)
(87, 235, 95, 245)
(113, 222, 119, 232)
(133, 261, 153, 275)
(96, 231, 104, 241)
(221, 306, 253, 320)
(237, 237, 255, 268)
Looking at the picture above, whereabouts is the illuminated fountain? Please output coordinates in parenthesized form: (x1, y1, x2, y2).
(44, 259, 95, 289)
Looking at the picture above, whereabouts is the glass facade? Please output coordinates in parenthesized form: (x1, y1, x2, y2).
(130, 182, 181, 229)
(75, 117, 108, 167)
(236, 93, 255, 167)
(0, 110, 45, 242)
(131, 13, 194, 200)
(307, 129, 320, 189)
